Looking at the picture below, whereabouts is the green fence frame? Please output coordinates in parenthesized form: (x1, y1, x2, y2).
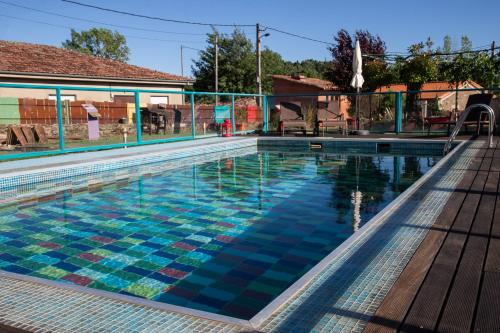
(0, 83, 265, 161)
(0, 82, 498, 161)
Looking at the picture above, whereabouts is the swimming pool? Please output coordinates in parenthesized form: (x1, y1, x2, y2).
(0, 143, 441, 320)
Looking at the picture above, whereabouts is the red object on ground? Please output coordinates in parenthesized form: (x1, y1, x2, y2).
(246, 105, 259, 122)
(222, 119, 232, 137)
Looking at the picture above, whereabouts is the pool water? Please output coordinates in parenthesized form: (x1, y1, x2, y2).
(0, 148, 440, 319)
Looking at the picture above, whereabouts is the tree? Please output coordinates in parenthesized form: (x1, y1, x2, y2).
(62, 28, 129, 62)
(192, 29, 331, 95)
(283, 59, 330, 79)
(192, 29, 255, 94)
(399, 39, 439, 115)
(261, 48, 286, 94)
(443, 35, 452, 54)
(399, 40, 439, 91)
(460, 35, 472, 53)
(327, 29, 387, 92)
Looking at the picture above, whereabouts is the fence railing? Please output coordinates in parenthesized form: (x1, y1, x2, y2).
(267, 87, 499, 135)
(0, 83, 267, 161)
(0, 82, 498, 161)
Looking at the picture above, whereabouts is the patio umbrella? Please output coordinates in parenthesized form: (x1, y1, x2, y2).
(350, 40, 364, 130)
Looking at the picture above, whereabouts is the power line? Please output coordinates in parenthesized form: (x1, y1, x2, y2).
(0, 14, 205, 44)
(60, 0, 334, 46)
(0, 0, 205, 36)
(263, 26, 333, 45)
(61, 0, 255, 27)
(182, 45, 203, 52)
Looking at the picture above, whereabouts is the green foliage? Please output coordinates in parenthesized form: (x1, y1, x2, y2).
(460, 35, 472, 52)
(192, 29, 255, 94)
(192, 30, 257, 94)
(400, 39, 439, 91)
(443, 35, 452, 53)
(363, 60, 393, 91)
(192, 29, 332, 95)
(442, 52, 497, 88)
(261, 48, 287, 94)
(283, 59, 330, 79)
(62, 28, 129, 62)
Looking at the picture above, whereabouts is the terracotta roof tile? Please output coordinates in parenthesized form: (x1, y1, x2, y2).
(0, 40, 191, 82)
(377, 81, 483, 99)
(272, 75, 338, 91)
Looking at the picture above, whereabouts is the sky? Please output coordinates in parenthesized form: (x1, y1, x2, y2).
(0, 0, 499, 78)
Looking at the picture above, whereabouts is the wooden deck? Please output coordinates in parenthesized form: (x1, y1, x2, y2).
(364, 138, 500, 333)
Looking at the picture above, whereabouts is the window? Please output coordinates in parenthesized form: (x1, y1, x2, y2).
(150, 96, 169, 104)
(48, 94, 76, 102)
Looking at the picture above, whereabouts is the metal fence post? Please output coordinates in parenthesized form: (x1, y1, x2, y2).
(55, 87, 65, 152)
(231, 94, 236, 134)
(395, 92, 402, 134)
(190, 93, 195, 138)
(263, 95, 268, 133)
(134, 90, 142, 143)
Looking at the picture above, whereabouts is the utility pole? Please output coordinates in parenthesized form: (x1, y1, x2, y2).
(256, 23, 262, 106)
(180, 45, 184, 77)
(491, 41, 496, 58)
(213, 28, 219, 105)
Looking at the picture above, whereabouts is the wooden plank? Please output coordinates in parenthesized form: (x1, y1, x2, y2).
(436, 172, 498, 332)
(8, 126, 28, 146)
(363, 146, 488, 333)
(484, 171, 500, 271)
(363, 231, 449, 333)
(0, 323, 31, 333)
(33, 124, 48, 144)
(472, 272, 500, 332)
(399, 167, 490, 333)
(21, 126, 36, 144)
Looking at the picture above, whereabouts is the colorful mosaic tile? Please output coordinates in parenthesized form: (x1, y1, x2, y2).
(0, 148, 439, 320)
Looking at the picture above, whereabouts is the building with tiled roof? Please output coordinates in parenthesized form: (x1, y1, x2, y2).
(272, 75, 339, 92)
(0, 40, 193, 104)
(271, 74, 350, 119)
(376, 81, 483, 112)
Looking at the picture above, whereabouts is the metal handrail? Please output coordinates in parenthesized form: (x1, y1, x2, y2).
(443, 103, 496, 154)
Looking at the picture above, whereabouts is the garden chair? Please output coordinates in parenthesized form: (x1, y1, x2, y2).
(278, 101, 307, 136)
(316, 101, 347, 136)
(424, 112, 454, 135)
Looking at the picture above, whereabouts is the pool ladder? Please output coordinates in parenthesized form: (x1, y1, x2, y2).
(443, 103, 496, 154)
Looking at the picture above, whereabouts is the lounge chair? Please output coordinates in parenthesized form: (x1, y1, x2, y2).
(461, 93, 494, 134)
(278, 101, 307, 136)
(316, 101, 347, 136)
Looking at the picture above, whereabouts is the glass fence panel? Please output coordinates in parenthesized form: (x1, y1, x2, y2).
(60, 89, 137, 149)
(268, 94, 353, 136)
(194, 94, 218, 137)
(357, 94, 396, 133)
(268, 95, 317, 136)
(0, 87, 59, 157)
(140, 92, 193, 142)
(400, 89, 500, 135)
(234, 96, 263, 133)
